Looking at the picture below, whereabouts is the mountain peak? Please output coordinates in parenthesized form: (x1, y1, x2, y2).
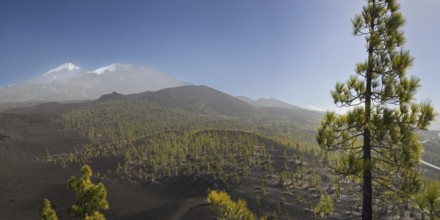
(0, 62, 189, 102)
(44, 63, 81, 76)
(93, 63, 133, 75)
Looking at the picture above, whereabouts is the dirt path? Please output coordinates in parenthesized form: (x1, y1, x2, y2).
(421, 139, 440, 171)
(170, 198, 207, 220)
(421, 160, 440, 171)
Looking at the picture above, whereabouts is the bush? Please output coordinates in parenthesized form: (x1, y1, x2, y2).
(207, 190, 258, 220)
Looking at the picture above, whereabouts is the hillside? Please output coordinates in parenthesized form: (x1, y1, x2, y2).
(0, 83, 433, 219)
(0, 84, 333, 219)
(93, 85, 324, 130)
(129, 85, 260, 118)
(237, 96, 301, 109)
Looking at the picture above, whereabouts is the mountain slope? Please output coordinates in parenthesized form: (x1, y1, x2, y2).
(95, 85, 324, 128)
(0, 63, 189, 102)
(100, 85, 260, 118)
(236, 96, 255, 104)
(236, 96, 300, 109)
(236, 95, 323, 129)
(6, 84, 324, 131)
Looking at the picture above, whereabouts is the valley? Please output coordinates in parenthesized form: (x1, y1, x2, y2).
(0, 85, 329, 219)
(0, 85, 437, 219)
(1, 1, 439, 219)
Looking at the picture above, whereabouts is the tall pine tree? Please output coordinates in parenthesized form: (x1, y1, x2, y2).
(316, 0, 435, 219)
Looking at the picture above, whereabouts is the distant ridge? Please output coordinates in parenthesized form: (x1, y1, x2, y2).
(93, 85, 325, 128)
(98, 91, 125, 101)
(5, 84, 325, 130)
(236, 96, 300, 109)
(99, 85, 259, 118)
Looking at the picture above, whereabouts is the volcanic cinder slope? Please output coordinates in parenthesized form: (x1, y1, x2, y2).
(0, 84, 327, 219)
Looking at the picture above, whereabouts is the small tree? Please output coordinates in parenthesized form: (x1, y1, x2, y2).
(314, 193, 333, 219)
(207, 190, 258, 220)
(40, 198, 58, 220)
(68, 165, 109, 219)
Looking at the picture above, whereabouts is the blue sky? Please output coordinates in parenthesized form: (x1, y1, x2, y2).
(1, 0, 439, 116)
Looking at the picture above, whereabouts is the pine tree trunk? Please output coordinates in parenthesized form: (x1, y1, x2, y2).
(362, 127, 372, 220)
(362, 1, 375, 219)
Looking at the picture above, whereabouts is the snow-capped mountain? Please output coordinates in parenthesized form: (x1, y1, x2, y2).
(22, 63, 85, 84)
(93, 63, 130, 75)
(0, 63, 189, 102)
(44, 62, 81, 76)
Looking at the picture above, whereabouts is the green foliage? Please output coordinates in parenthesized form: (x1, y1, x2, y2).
(207, 190, 258, 220)
(68, 165, 109, 219)
(61, 98, 317, 149)
(317, 0, 435, 217)
(84, 211, 106, 220)
(414, 181, 440, 219)
(313, 193, 333, 219)
(47, 80, 338, 218)
(40, 198, 58, 220)
(44, 148, 52, 161)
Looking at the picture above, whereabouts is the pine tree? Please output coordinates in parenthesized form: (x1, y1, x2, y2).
(313, 193, 333, 219)
(316, 0, 435, 219)
(68, 165, 109, 219)
(40, 198, 58, 220)
(207, 190, 259, 220)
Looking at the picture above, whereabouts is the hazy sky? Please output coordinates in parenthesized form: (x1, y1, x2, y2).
(1, 0, 439, 114)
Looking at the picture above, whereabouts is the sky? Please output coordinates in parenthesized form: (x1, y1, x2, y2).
(1, 0, 439, 117)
